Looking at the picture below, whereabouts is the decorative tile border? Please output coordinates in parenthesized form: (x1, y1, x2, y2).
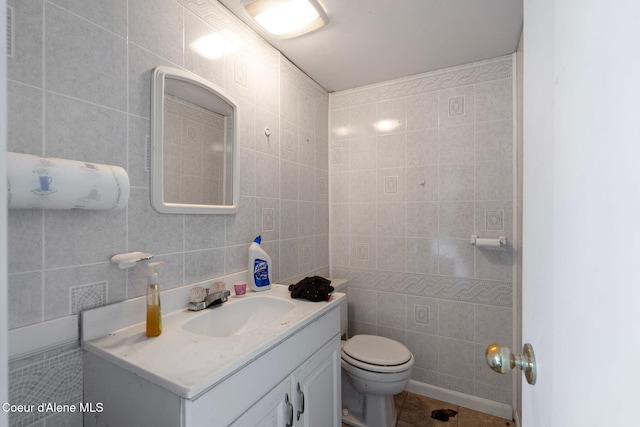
(331, 267, 512, 308)
(175, 0, 280, 71)
(70, 281, 107, 315)
(8, 347, 83, 427)
(331, 57, 512, 110)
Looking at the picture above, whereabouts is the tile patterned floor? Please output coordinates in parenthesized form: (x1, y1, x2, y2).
(342, 391, 513, 427)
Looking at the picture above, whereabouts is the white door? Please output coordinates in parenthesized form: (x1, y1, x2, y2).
(522, 0, 640, 425)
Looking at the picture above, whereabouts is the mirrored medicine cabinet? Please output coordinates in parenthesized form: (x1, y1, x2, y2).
(151, 66, 239, 214)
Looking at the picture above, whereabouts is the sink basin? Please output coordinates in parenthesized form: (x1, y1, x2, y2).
(182, 295, 296, 337)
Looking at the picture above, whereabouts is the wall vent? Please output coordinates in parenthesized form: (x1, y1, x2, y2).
(6, 6, 14, 58)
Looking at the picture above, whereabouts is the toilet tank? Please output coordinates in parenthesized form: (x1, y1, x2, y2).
(330, 278, 348, 338)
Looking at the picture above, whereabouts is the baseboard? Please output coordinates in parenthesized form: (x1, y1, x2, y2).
(513, 408, 521, 427)
(405, 380, 513, 420)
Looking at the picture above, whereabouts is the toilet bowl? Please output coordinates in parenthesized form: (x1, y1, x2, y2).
(341, 334, 414, 427)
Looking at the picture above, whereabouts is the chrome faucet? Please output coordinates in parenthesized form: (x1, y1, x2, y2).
(188, 288, 231, 311)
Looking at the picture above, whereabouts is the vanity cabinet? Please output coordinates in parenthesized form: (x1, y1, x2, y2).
(231, 336, 340, 427)
(84, 299, 342, 427)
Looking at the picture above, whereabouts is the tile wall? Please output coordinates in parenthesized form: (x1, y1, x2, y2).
(330, 56, 516, 405)
(6, 0, 328, 425)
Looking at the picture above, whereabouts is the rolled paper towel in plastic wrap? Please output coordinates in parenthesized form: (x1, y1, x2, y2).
(7, 152, 130, 210)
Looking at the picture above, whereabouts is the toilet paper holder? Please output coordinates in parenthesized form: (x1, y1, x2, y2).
(471, 235, 507, 248)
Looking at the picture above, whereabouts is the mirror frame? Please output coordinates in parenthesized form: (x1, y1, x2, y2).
(150, 66, 239, 214)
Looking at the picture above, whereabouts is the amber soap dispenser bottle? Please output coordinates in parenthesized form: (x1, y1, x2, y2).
(146, 261, 164, 337)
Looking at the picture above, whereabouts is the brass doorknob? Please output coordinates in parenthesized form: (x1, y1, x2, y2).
(485, 343, 537, 385)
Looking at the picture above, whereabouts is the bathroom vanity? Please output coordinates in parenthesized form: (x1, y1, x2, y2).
(82, 278, 345, 427)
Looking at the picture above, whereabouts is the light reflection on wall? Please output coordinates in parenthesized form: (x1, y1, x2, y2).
(190, 31, 239, 60)
(375, 119, 400, 133)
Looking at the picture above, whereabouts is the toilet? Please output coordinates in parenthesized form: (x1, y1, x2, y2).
(335, 280, 414, 427)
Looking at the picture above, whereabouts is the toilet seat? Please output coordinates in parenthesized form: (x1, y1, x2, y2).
(342, 335, 413, 373)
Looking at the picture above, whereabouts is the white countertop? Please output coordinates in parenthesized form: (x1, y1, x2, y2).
(82, 278, 346, 399)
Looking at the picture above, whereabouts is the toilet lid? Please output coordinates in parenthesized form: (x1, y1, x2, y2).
(342, 335, 412, 367)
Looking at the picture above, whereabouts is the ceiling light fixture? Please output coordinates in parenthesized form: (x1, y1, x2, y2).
(241, 0, 328, 39)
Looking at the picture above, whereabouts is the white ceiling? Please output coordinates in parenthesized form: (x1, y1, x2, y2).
(218, 0, 523, 92)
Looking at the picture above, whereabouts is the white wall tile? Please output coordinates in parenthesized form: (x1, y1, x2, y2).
(8, 82, 42, 154)
(349, 203, 377, 236)
(377, 167, 407, 203)
(128, 0, 183, 66)
(348, 137, 377, 171)
(377, 203, 406, 237)
(438, 86, 475, 128)
(255, 107, 280, 156)
(407, 238, 439, 274)
(349, 235, 377, 269)
(439, 163, 474, 201)
(298, 164, 316, 203)
(377, 292, 407, 329)
(45, 93, 127, 167)
(476, 160, 513, 201)
(407, 202, 438, 238)
(407, 92, 438, 131)
(438, 337, 474, 380)
(128, 44, 174, 119)
(46, 4, 127, 110)
(376, 99, 406, 135)
(44, 208, 126, 269)
(348, 288, 377, 324)
(8, 272, 42, 328)
(439, 201, 474, 239)
(407, 129, 438, 167)
(406, 296, 439, 335)
(439, 124, 475, 164)
(298, 201, 315, 238)
(185, 248, 225, 284)
(279, 238, 299, 281)
(376, 133, 406, 169)
(349, 103, 377, 138)
(406, 331, 438, 372)
(406, 166, 438, 202)
(255, 198, 280, 241)
(475, 119, 513, 161)
(8, 0, 43, 87)
(184, 11, 225, 87)
(438, 300, 474, 341)
(376, 236, 406, 272)
(184, 214, 225, 251)
(50, 0, 127, 37)
(475, 78, 513, 122)
(438, 238, 474, 278)
(280, 159, 299, 200)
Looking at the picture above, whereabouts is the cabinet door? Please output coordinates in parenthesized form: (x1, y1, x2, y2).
(292, 336, 341, 427)
(230, 377, 293, 427)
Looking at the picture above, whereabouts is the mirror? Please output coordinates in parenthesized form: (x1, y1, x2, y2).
(151, 66, 239, 214)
